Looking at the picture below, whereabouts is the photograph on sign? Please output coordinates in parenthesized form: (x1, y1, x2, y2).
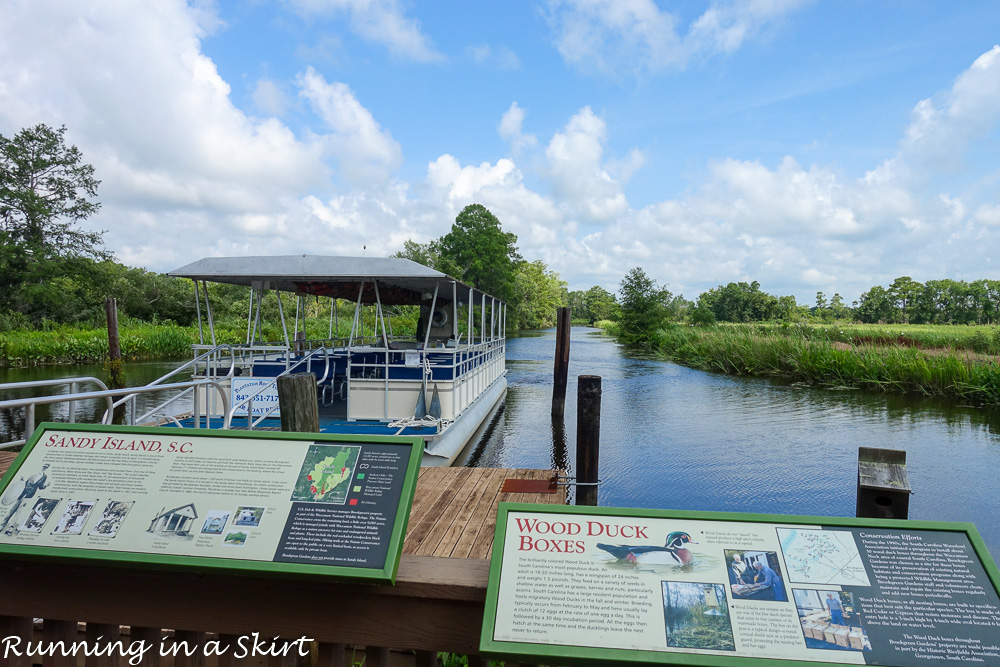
(482, 504, 1000, 666)
(0, 424, 422, 583)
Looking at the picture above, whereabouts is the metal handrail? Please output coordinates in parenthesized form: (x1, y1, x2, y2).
(0, 377, 113, 450)
(223, 347, 332, 430)
(111, 344, 236, 414)
(100, 380, 229, 427)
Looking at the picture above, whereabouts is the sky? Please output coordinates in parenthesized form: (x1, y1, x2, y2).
(2, 1, 999, 305)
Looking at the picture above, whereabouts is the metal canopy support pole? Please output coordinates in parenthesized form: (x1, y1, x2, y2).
(251, 286, 264, 345)
(452, 282, 459, 340)
(194, 280, 205, 345)
(329, 297, 335, 339)
(374, 281, 389, 349)
(468, 288, 473, 344)
(423, 284, 440, 349)
(349, 282, 364, 347)
(276, 288, 290, 349)
(203, 281, 217, 346)
(490, 298, 496, 340)
(294, 295, 302, 340)
(481, 293, 486, 345)
(246, 287, 255, 344)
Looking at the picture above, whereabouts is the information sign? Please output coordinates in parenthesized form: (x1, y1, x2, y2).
(481, 503, 1000, 666)
(0, 423, 423, 583)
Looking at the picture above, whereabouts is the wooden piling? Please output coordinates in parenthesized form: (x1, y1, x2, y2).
(105, 297, 126, 424)
(277, 373, 320, 433)
(575, 375, 601, 506)
(857, 447, 911, 519)
(551, 307, 571, 418)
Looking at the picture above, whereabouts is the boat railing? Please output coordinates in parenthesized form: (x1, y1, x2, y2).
(101, 380, 229, 428)
(223, 346, 332, 430)
(0, 377, 111, 450)
(111, 344, 237, 423)
(345, 338, 506, 421)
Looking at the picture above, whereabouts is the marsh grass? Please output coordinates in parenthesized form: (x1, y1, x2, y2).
(646, 324, 1000, 404)
(0, 311, 419, 367)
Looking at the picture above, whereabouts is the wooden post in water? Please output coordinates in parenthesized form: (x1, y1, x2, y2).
(576, 375, 601, 506)
(857, 447, 911, 519)
(278, 373, 320, 433)
(104, 297, 127, 424)
(551, 307, 571, 418)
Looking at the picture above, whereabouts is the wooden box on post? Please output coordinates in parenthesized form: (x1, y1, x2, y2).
(856, 446, 911, 519)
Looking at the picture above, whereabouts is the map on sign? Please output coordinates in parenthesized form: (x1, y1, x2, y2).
(777, 527, 871, 586)
(290, 444, 361, 504)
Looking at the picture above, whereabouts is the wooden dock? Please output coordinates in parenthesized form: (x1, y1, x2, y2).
(0, 452, 565, 560)
(405, 466, 564, 559)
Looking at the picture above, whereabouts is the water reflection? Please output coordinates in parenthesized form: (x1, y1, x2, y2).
(461, 327, 1000, 558)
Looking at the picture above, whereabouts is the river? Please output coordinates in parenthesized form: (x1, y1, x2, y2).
(458, 327, 1000, 559)
(3, 328, 999, 557)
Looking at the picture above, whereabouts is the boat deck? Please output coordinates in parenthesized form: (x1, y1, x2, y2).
(0, 452, 566, 560)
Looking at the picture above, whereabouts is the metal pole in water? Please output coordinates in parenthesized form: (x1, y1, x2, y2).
(576, 374, 601, 506)
(552, 307, 571, 418)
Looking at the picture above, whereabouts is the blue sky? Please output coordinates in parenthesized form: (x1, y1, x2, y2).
(2, 1, 999, 305)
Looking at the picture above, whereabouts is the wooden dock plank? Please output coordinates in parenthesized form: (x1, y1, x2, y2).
(431, 467, 506, 558)
(413, 467, 491, 556)
(449, 467, 508, 559)
(403, 468, 472, 554)
(0, 452, 18, 478)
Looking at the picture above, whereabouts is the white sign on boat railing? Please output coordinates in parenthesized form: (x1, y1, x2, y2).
(232, 378, 281, 417)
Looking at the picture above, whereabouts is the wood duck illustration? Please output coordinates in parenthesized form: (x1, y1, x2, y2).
(597, 531, 698, 565)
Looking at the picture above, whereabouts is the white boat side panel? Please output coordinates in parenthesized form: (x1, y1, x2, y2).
(421, 377, 507, 466)
(348, 380, 456, 421)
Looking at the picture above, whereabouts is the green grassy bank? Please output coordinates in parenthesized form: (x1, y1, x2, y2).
(0, 312, 419, 367)
(601, 322, 1000, 405)
(0, 324, 205, 366)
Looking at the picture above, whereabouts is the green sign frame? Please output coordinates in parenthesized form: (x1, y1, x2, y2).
(0, 423, 423, 584)
(481, 502, 1000, 667)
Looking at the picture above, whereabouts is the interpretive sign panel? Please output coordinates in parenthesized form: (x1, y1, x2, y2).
(481, 503, 1000, 666)
(0, 423, 423, 583)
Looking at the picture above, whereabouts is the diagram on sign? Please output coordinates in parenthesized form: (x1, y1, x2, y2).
(290, 444, 361, 504)
(777, 528, 871, 586)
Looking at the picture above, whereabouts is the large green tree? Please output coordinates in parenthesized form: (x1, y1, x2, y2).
(0, 124, 107, 325)
(1, 123, 104, 257)
(584, 285, 620, 323)
(438, 204, 521, 302)
(618, 267, 671, 346)
(511, 260, 566, 329)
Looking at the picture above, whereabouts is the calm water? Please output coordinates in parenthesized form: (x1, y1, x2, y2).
(4, 333, 999, 557)
(458, 327, 1000, 559)
(0, 361, 187, 437)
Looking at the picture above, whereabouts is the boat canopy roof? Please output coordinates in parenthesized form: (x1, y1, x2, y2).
(168, 255, 498, 306)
